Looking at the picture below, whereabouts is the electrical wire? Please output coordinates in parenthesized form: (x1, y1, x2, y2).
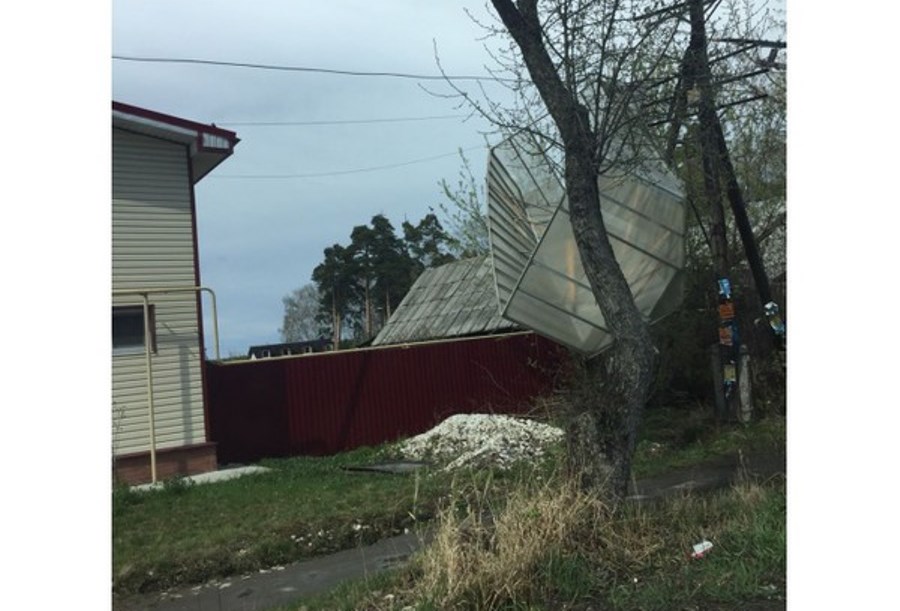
(217, 114, 468, 127)
(212, 145, 485, 179)
(112, 55, 518, 83)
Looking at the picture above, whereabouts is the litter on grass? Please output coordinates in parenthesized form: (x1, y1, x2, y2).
(690, 540, 714, 559)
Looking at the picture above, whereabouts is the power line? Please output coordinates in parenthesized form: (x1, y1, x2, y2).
(217, 114, 468, 127)
(212, 145, 484, 180)
(113, 54, 517, 83)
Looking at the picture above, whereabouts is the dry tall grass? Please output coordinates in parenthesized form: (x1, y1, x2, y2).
(405, 471, 782, 610)
(415, 475, 608, 609)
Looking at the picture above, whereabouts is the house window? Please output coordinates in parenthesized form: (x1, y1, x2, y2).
(113, 305, 156, 355)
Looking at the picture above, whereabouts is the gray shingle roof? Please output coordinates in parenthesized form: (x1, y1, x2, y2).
(372, 256, 518, 346)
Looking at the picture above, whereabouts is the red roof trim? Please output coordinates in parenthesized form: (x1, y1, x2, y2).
(112, 101, 239, 145)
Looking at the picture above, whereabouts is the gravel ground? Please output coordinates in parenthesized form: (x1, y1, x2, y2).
(398, 413, 564, 471)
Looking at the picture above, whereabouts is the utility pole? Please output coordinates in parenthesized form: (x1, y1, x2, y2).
(642, 0, 786, 417)
(687, 0, 730, 281)
(659, 1, 784, 329)
(686, 0, 741, 420)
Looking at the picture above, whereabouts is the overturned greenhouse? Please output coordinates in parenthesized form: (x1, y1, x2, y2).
(487, 137, 687, 355)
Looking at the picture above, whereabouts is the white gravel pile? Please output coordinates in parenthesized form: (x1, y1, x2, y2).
(398, 413, 564, 471)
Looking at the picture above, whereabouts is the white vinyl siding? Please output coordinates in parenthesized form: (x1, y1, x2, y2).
(112, 128, 207, 456)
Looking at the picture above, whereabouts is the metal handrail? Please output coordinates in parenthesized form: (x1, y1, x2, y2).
(112, 286, 220, 483)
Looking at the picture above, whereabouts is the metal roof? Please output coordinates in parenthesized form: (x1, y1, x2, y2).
(112, 101, 239, 183)
(372, 256, 518, 346)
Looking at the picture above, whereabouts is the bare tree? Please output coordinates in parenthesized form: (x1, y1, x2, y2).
(438, 0, 781, 499)
(435, 149, 491, 257)
(279, 283, 323, 342)
(479, 0, 690, 500)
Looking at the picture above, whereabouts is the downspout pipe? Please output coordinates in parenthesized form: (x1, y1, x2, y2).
(112, 286, 220, 484)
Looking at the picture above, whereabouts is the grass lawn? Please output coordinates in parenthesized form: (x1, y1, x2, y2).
(289, 406, 786, 610)
(112, 405, 785, 603)
(113, 444, 530, 595)
(113, 445, 416, 594)
(633, 407, 785, 478)
(296, 477, 786, 610)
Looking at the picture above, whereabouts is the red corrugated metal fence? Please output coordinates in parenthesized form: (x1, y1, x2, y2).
(207, 333, 568, 464)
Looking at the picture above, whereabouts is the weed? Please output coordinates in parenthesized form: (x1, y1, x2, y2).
(161, 474, 195, 495)
(414, 473, 608, 609)
(604, 481, 786, 609)
(313, 475, 786, 611)
(632, 410, 785, 477)
(112, 481, 141, 518)
(540, 551, 599, 603)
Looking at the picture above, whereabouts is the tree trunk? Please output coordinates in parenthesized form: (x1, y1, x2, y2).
(364, 279, 371, 339)
(490, 0, 658, 502)
(566, 339, 657, 498)
(332, 289, 341, 351)
(564, 146, 658, 500)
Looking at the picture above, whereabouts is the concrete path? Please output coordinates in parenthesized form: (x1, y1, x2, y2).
(131, 466, 272, 493)
(114, 449, 785, 611)
(114, 530, 423, 611)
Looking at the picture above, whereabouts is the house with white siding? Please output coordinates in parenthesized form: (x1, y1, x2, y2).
(112, 102, 239, 484)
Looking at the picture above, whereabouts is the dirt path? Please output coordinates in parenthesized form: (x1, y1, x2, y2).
(629, 448, 786, 501)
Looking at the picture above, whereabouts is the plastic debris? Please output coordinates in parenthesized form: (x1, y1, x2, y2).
(690, 540, 714, 559)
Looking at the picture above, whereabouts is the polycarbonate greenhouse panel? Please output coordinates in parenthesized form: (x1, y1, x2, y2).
(487, 141, 560, 310)
(487, 139, 686, 356)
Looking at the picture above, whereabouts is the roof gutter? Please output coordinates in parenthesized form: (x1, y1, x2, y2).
(112, 101, 240, 183)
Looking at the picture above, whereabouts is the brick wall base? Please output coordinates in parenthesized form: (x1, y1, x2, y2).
(114, 442, 217, 485)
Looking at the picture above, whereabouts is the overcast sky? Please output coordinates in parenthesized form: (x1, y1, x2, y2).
(113, 1, 514, 356)
(9, 4, 900, 603)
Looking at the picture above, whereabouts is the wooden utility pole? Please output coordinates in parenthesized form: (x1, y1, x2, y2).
(688, 0, 730, 280)
(649, 0, 786, 417)
(662, 1, 782, 322)
(691, 1, 782, 323)
(711, 108, 774, 309)
(686, 0, 743, 420)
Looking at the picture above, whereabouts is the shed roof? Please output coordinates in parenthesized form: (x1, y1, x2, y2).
(247, 339, 332, 357)
(372, 255, 518, 346)
(112, 101, 239, 183)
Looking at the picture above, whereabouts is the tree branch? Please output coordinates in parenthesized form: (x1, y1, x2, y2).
(711, 37, 786, 49)
(490, 0, 594, 157)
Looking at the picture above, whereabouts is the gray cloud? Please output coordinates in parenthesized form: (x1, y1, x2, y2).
(114, 1, 509, 355)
